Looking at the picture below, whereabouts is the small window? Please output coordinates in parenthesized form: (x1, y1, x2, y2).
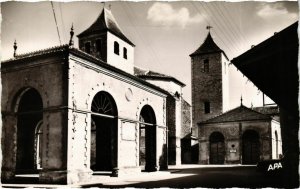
(204, 101, 210, 114)
(123, 47, 127, 59)
(96, 39, 102, 53)
(204, 59, 209, 73)
(114, 41, 119, 55)
(85, 42, 91, 54)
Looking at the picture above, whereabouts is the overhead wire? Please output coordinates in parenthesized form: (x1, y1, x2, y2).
(59, 2, 67, 44)
(121, 2, 164, 69)
(190, 2, 237, 58)
(199, 2, 240, 55)
(50, 1, 62, 45)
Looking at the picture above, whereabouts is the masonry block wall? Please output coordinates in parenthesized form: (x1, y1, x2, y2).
(198, 120, 273, 164)
(191, 53, 224, 138)
(67, 54, 167, 184)
(181, 99, 192, 163)
(1, 54, 68, 184)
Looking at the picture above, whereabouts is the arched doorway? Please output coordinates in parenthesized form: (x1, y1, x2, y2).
(90, 91, 118, 172)
(139, 105, 156, 172)
(209, 132, 225, 164)
(242, 130, 260, 164)
(16, 88, 43, 174)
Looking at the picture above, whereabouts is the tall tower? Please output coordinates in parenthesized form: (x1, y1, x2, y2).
(77, 7, 135, 74)
(190, 30, 229, 138)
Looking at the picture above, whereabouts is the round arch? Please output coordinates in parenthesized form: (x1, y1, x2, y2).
(242, 130, 260, 164)
(139, 105, 157, 172)
(15, 88, 43, 173)
(90, 91, 118, 172)
(209, 132, 225, 164)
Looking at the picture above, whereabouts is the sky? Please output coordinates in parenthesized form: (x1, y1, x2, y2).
(1, 1, 298, 109)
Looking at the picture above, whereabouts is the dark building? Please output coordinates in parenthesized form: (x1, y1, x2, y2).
(231, 22, 299, 187)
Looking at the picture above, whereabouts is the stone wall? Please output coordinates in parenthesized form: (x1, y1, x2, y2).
(1, 54, 68, 183)
(191, 53, 223, 138)
(198, 120, 273, 164)
(67, 54, 167, 183)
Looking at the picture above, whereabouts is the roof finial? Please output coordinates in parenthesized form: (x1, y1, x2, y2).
(13, 39, 17, 58)
(206, 25, 213, 32)
(69, 23, 74, 47)
(240, 95, 243, 106)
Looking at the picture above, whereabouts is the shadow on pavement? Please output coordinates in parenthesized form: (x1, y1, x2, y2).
(82, 166, 284, 188)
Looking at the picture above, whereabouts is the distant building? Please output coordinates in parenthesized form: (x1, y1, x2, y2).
(1, 8, 191, 185)
(198, 104, 281, 164)
(190, 31, 230, 163)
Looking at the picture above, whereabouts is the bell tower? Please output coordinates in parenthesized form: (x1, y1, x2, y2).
(190, 28, 229, 138)
(77, 7, 135, 74)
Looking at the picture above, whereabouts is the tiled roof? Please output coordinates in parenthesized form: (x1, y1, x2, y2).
(77, 8, 134, 46)
(1, 45, 170, 96)
(190, 32, 228, 59)
(253, 106, 279, 116)
(199, 105, 271, 124)
(134, 67, 186, 87)
(2, 45, 70, 63)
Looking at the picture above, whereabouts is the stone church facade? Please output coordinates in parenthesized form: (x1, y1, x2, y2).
(190, 31, 282, 165)
(1, 8, 191, 184)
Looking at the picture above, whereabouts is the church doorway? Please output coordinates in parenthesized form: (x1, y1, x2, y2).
(16, 88, 43, 174)
(242, 130, 260, 164)
(209, 132, 225, 164)
(90, 91, 118, 172)
(139, 105, 157, 172)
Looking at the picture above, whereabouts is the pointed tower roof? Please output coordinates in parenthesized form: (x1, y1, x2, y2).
(198, 105, 272, 125)
(77, 8, 134, 46)
(190, 32, 227, 59)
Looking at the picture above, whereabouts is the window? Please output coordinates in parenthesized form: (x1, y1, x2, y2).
(123, 47, 127, 59)
(114, 41, 119, 55)
(204, 59, 209, 73)
(96, 39, 102, 53)
(85, 42, 91, 54)
(204, 101, 210, 114)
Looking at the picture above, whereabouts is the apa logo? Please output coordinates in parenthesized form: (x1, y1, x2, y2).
(267, 162, 283, 171)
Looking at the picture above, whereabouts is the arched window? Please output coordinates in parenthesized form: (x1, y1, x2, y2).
(123, 47, 127, 59)
(204, 101, 210, 114)
(204, 59, 209, 73)
(114, 41, 119, 55)
(85, 42, 91, 54)
(96, 39, 102, 53)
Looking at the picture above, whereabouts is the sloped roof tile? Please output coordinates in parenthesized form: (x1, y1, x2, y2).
(190, 32, 228, 60)
(77, 8, 134, 46)
(199, 105, 271, 125)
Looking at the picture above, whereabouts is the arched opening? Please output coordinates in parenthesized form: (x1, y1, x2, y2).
(90, 91, 118, 172)
(139, 105, 157, 172)
(242, 130, 260, 164)
(16, 88, 43, 174)
(209, 132, 225, 164)
(275, 131, 278, 159)
(114, 41, 119, 55)
(34, 121, 43, 170)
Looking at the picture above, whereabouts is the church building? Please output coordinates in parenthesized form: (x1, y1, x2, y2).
(1, 8, 191, 185)
(190, 30, 282, 164)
